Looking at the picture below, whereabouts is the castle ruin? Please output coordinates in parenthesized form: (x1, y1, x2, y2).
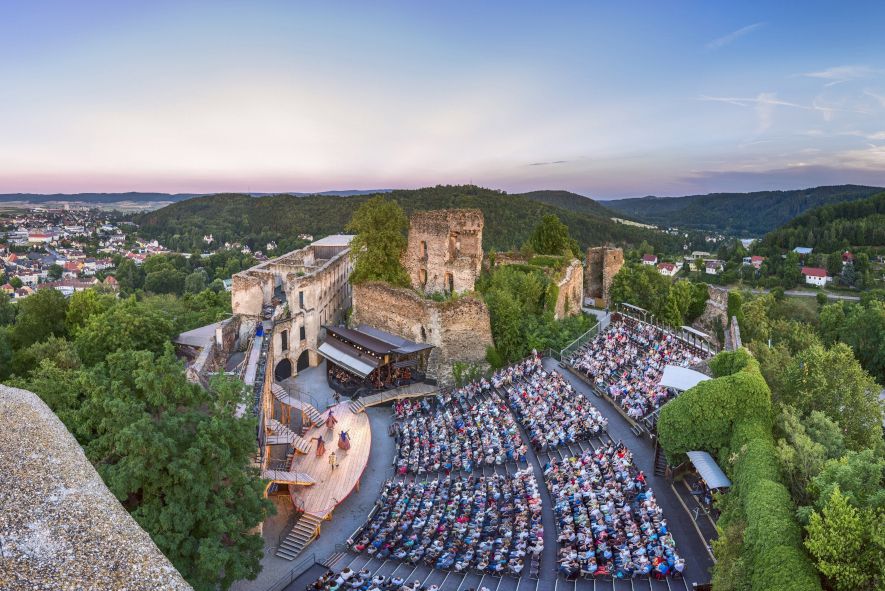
(585, 246, 624, 306)
(403, 209, 484, 295)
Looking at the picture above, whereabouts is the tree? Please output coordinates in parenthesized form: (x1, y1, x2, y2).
(114, 258, 143, 294)
(184, 270, 207, 294)
(0, 327, 13, 380)
(782, 344, 883, 450)
(11, 288, 68, 349)
(144, 267, 186, 295)
(10, 335, 80, 378)
(9, 276, 23, 289)
(75, 297, 175, 366)
(0, 291, 15, 325)
(47, 264, 63, 280)
(65, 288, 115, 336)
(805, 487, 884, 591)
(809, 449, 885, 512)
(740, 294, 773, 344)
(528, 214, 579, 257)
(775, 405, 828, 506)
(826, 252, 843, 276)
(346, 197, 410, 286)
(76, 351, 272, 591)
(609, 264, 670, 319)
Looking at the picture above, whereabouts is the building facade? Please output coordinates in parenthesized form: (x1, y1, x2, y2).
(231, 235, 354, 381)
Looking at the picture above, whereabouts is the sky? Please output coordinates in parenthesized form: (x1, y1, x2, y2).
(1, 1, 885, 198)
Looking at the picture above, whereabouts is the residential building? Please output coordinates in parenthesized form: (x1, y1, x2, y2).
(801, 267, 829, 286)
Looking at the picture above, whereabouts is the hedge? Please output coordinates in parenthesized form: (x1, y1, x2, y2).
(658, 348, 822, 591)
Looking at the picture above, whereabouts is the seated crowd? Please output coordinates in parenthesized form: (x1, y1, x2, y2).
(394, 390, 528, 475)
(351, 470, 544, 577)
(306, 567, 496, 591)
(545, 442, 684, 579)
(504, 368, 608, 450)
(569, 319, 705, 421)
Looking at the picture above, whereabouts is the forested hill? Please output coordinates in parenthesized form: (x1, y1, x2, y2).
(518, 190, 624, 218)
(759, 190, 885, 251)
(136, 185, 682, 254)
(604, 184, 883, 236)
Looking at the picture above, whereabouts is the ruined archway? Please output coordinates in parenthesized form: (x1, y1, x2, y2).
(274, 358, 292, 381)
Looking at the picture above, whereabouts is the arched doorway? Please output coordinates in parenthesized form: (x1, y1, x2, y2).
(296, 350, 310, 372)
(274, 358, 292, 381)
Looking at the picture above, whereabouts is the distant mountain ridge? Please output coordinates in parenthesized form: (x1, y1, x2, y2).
(604, 185, 884, 236)
(0, 189, 392, 204)
(136, 185, 681, 254)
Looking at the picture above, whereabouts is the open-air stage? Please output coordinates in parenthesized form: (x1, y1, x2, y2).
(288, 401, 371, 519)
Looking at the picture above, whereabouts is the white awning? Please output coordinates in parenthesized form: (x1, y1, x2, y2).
(659, 365, 710, 391)
(317, 340, 377, 378)
(686, 451, 732, 489)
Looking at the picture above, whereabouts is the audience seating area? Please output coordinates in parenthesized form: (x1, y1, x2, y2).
(500, 359, 608, 450)
(545, 442, 684, 580)
(568, 319, 706, 422)
(350, 470, 544, 579)
(393, 387, 528, 475)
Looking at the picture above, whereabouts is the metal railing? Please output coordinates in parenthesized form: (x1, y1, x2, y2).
(559, 320, 601, 361)
(264, 553, 318, 591)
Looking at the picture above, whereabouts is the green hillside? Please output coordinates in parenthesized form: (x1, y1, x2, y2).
(136, 185, 681, 254)
(604, 185, 883, 236)
(759, 190, 885, 251)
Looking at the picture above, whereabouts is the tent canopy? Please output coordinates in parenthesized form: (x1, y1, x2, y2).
(659, 365, 711, 391)
(317, 339, 379, 378)
(686, 451, 732, 489)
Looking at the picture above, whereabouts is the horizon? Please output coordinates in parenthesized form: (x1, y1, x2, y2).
(3, 1, 885, 197)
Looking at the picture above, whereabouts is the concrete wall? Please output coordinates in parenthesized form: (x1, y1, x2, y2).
(585, 246, 624, 305)
(403, 209, 484, 296)
(553, 259, 584, 320)
(351, 282, 493, 385)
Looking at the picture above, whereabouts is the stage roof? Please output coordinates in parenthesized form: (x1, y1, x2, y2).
(324, 324, 433, 356)
(686, 451, 732, 489)
(659, 365, 711, 391)
(317, 339, 379, 378)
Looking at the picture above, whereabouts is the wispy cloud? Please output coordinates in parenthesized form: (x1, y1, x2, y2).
(527, 160, 568, 167)
(699, 93, 802, 132)
(706, 22, 766, 49)
(865, 90, 885, 107)
(799, 65, 881, 86)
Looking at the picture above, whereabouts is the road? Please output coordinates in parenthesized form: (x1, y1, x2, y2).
(749, 288, 860, 301)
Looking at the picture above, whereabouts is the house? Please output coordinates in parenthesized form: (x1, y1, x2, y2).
(742, 255, 765, 269)
(705, 260, 725, 275)
(641, 254, 658, 266)
(657, 262, 679, 277)
(103, 275, 119, 291)
(690, 251, 711, 259)
(842, 251, 854, 265)
(1, 283, 13, 295)
(801, 267, 830, 286)
(793, 246, 813, 256)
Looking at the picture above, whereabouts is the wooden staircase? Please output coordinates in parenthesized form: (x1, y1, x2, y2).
(348, 398, 366, 414)
(265, 418, 312, 453)
(270, 383, 325, 428)
(653, 446, 668, 477)
(261, 469, 317, 486)
(276, 512, 324, 560)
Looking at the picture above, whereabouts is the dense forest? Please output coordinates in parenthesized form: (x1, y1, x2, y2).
(136, 185, 686, 254)
(759, 191, 885, 252)
(604, 185, 882, 236)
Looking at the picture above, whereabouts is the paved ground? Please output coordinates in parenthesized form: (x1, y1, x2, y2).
(234, 357, 715, 591)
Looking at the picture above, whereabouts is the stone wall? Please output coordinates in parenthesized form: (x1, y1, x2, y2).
(231, 270, 274, 316)
(0, 385, 193, 590)
(553, 259, 584, 320)
(403, 209, 484, 295)
(693, 285, 729, 348)
(585, 246, 624, 305)
(351, 282, 493, 385)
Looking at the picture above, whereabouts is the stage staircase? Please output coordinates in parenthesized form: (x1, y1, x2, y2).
(270, 383, 326, 429)
(265, 418, 312, 453)
(653, 446, 668, 477)
(261, 469, 317, 486)
(276, 512, 324, 560)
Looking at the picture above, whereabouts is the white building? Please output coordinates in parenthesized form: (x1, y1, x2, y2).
(801, 267, 829, 286)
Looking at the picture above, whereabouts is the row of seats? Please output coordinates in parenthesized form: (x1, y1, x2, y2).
(351, 470, 544, 577)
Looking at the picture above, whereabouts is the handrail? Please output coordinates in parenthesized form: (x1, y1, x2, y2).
(264, 553, 318, 591)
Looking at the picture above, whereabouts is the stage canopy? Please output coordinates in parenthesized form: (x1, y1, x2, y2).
(317, 339, 379, 378)
(686, 451, 732, 489)
(659, 365, 711, 391)
(324, 324, 433, 356)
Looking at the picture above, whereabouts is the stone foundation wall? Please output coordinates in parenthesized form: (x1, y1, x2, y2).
(351, 282, 493, 385)
(693, 285, 729, 348)
(553, 259, 584, 319)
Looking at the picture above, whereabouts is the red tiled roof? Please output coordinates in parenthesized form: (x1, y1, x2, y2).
(801, 267, 828, 278)
(641, 254, 657, 262)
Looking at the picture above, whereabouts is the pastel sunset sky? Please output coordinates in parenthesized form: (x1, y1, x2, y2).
(2, 0, 885, 197)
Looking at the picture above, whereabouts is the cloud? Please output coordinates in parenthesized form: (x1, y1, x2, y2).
(865, 90, 885, 107)
(706, 22, 766, 50)
(699, 93, 804, 132)
(800, 65, 881, 86)
(527, 160, 568, 167)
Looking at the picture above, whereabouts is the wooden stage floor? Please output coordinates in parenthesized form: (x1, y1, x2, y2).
(288, 401, 371, 517)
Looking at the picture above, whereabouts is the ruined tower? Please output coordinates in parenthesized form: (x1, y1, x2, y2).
(585, 246, 624, 305)
(403, 209, 484, 295)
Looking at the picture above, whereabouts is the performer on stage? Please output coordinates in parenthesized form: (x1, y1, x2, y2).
(338, 430, 351, 451)
(326, 409, 338, 429)
(313, 435, 325, 457)
(329, 451, 338, 470)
